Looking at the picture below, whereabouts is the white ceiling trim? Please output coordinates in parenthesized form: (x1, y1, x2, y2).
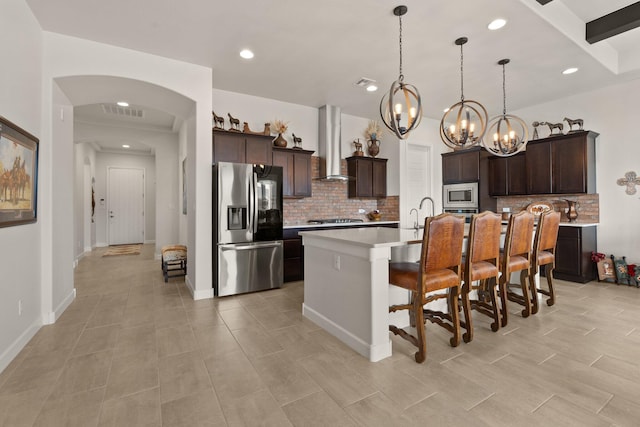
(519, 0, 620, 74)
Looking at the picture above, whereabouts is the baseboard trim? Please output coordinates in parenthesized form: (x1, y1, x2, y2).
(42, 288, 76, 325)
(186, 276, 214, 300)
(0, 318, 41, 374)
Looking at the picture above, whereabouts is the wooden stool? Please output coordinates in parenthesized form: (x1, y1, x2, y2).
(460, 211, 502, 343)
(388, 213, 465, 363)
(161, 244, 187, 282)
(502, 211, 535, 324)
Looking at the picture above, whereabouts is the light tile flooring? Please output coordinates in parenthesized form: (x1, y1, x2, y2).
(1, 244, 640, 426)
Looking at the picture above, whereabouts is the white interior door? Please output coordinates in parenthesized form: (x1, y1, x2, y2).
(108, 167, 144, 245)
(399, 142, 432, 228)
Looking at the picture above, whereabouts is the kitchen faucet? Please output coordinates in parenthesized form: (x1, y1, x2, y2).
(409, 208, 419, 230)
(419, 196, 435, 217)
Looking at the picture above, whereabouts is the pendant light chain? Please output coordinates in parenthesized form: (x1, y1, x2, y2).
(398, 13, 403, 81)
(459, 42, 465, 102)
(502, 62, 507, 116)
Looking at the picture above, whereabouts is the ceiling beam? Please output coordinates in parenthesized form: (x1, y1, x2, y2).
(535, 0, 554, 5)
(586, 2, 640, 44)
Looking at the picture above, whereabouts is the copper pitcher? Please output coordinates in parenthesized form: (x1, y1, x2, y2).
(565, 199, 578, 222)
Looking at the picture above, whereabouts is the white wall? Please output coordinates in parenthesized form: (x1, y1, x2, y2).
(0, 0, 43, 373)
(178, 123, 188, 245)
(513, 78, 640, 261)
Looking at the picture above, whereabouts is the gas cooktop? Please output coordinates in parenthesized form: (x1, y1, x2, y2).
(307, 218, 365, 224)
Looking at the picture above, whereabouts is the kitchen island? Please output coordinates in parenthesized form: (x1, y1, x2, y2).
(300, 227, 428, 362)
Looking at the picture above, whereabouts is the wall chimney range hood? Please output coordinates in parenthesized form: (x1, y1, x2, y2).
(317, 105, 351, 181)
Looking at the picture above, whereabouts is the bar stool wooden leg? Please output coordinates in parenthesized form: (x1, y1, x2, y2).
(413, 295, 427, 363)
(529, 268, 540, 315)
(448, 286, 461, 347)
(461, 282, 474, 343)
(487, 278, 501, 332)
(499, 275, 509, 327)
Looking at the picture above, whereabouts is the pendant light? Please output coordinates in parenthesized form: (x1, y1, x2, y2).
(482, 59, 529, 156)
(440, 37, 488, 150)
(380, 5, 422, 140)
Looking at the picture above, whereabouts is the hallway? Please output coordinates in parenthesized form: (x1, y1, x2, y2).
(1, 245, 640, 426)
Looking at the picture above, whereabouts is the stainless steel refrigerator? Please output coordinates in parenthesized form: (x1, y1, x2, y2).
(213, 162, 283, 297)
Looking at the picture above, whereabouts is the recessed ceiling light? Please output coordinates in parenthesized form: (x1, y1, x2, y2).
(488, 18, 507, 30)
(117, 101, 129, 107)
(239, 49, 254, 59)
(122, 144, 130, 148)
(562, 67, 578, 75)
(366, 85, 378, 92)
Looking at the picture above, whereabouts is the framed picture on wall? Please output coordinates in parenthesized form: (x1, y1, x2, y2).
(0, 116, 39, 228)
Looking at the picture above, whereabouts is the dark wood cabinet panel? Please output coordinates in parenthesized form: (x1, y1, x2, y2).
(553, 226, 597, 283)
(508, 153, 527, 195)
(293, 152, 312, 196)
(526, 141, 552, 194)
(552, 133, 595, 194)
(272, 148, 313, 198)
(372, 159, 387, 198)
(246, 137, 272, 164)
(347, 157, 387, 198)
(213, 132, 245, 164)
(442, 149, 480, 184)
(489, 153, 526, 196)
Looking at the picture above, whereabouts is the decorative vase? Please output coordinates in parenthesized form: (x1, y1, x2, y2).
(273, 133, 287, 147)
(367, 139, 380, 157)
(565, 199, 579, 222)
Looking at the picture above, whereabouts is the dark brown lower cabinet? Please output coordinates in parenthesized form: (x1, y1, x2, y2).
(283, 223, 399, 282)
(552, 226, 597, 283)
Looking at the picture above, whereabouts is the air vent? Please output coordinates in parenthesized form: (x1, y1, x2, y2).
(354, 77, 376, 87)
(101, 104, 145, 118)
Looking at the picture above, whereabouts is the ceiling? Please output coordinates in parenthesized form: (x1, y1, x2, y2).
(26, 0, 640, 152)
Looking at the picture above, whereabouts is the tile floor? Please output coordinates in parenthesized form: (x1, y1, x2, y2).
(1, 244, 640, 426)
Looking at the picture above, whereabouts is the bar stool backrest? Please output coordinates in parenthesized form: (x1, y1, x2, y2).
(467, 211, 502, 268)
(420, 213, 465, 278)
(507, 211, 535, 259)
(535, 211, 561, 254)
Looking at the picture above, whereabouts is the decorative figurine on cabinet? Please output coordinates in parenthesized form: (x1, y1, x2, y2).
(227, 113, 241, 132)
(291, 133, 303, 149)
(564, 117, 584, 133)
(353, 139, 364, 156)
(542, 121, 563, 135)
(212, 111, 225, 129)
(532, 121, 541, 139)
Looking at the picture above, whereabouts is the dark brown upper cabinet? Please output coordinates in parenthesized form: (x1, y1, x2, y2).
(272, 147, 314, 198)
(525, 131, 597, 195)
(442, 148, 481, 184)
(346, 156, 387, 198)
(488, 152, 527, 196)
(213, 129, 273, 165)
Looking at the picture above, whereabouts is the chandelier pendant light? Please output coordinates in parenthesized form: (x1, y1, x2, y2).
(380, 5, 422, 140)
(482, 59, 528, 157)
(440, 37, 488, 150)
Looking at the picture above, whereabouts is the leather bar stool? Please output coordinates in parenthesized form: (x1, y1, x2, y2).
(501, 211, 535, 324)
(530, 210, 561, 313)
(460, 211, 502, 343)
(388, 213, 465, 363)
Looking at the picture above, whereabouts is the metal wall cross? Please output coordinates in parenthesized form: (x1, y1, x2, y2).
(617, 171, 640, 195)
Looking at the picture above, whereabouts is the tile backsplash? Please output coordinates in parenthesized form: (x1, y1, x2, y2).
(283, 156, 399, 224)
(496, 193, 599, 223)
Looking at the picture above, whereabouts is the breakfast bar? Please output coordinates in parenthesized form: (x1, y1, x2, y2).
(300, 227, 428, 362)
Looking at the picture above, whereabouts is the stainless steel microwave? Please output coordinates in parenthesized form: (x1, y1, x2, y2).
(443, 182, 478, 209)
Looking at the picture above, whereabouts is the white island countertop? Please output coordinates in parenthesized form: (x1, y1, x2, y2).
(300, 226, 426, 248)
(284, 220, 399, 230)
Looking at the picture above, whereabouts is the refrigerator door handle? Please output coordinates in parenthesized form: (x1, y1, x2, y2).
(219, 241, 282, 251)
(252, 171, 259, 233)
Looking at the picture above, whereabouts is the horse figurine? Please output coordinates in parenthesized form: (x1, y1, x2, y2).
(564, 117, 584, 133)
(227, 113, 241, 132)
(212, 111, 225, 129)
(292, 133, 302, 149)
(542, 121, 563, 135)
